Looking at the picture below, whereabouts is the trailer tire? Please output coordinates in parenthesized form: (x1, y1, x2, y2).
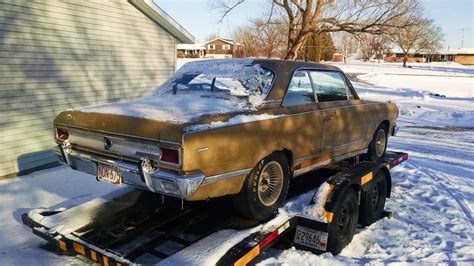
(359, 170, 387, 226)
(327, 188, 359, 255)
(367, 124, 388, 162)
(232, 153, 290, 222)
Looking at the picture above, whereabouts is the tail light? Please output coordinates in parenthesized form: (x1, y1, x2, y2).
(55, 128, 69, 141)
(161, 148, 179, 164)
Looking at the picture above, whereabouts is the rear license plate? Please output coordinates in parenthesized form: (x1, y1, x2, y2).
(97, 164, 122, 185)
(293, 225, 328, 251)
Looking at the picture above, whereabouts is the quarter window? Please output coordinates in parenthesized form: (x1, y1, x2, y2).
(309, 71, 349, 102)
(282, 70, 315, 106)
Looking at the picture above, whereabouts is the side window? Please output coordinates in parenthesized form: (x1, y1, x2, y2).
(282, 70, 315, 107)
(309, 71, 349, 102)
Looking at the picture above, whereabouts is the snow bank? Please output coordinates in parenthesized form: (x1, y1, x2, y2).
(186, 113, 284, 132)
(358, 73, 474, 98)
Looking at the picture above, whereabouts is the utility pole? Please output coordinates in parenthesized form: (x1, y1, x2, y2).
(458, 28, 472, 48)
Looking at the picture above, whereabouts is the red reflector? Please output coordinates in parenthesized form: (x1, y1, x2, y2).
(161, 148, 179, 164)
(393, 159, 399, 166)
(259, 230, 279, 249)
(402, 154, 408, 160)
(56, 128, 69, 141)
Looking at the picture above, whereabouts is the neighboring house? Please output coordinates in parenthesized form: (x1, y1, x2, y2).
(454, 48, 474, 65)
(205, 38, 242, 58)
(384, 48, 474, 64)
(177, 43, 206, 58)
(0, 0, 194, 178)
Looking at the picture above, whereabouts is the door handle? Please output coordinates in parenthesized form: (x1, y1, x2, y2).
(324, 116, 335, 121)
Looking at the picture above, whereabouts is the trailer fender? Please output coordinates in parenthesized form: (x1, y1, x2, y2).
(320, 163, 393, 220)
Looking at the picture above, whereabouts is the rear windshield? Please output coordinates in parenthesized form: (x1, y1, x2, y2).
(153, 59, 275, 106)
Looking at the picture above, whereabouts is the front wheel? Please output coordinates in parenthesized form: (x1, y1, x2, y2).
(232, 153, 290, 222)
(367, 124, 388, 162)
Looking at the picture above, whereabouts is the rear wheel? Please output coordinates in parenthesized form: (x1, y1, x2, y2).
(367, 124, 388, 162)
(232, 153, 290, 222)
(327, 188, 359, 255)
(359, 170, 387, 226)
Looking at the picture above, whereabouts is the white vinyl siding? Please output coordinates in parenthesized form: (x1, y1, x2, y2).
(0, 0, 178, 177)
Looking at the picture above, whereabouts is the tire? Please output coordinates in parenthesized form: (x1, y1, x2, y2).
(359, 170, 387, 226)
(367, 123, 388, 162)
(232, 153, 290, 222)
(327, 188, 359, 255)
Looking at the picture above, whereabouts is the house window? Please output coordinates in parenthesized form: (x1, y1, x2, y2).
(223, 44, 231, 50)
(207, 44, 215, 50)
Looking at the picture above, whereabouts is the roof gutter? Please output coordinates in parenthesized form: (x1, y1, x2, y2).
(129, 0, 195, 44)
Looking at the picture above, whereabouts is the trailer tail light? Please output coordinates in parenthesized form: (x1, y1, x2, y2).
(56, 128, 69, 141)
(161, 148, 179, 164)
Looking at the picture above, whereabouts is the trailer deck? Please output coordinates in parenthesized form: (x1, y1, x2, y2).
(22, 151, 408, 265)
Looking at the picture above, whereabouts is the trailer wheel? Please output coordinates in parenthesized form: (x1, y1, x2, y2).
(367, 124, 388, 162)
(232, 153, 290, 222)
(359, 170, 387, 226)
(327, 188, 359, 255)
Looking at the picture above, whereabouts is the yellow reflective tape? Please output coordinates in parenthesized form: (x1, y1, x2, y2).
(234, 245, 260, 266)
(90, 250, 97, 261)
(73, 242, 85, 255)
(361, 172, 373, 185)
(58, 240, 67, 252)
(103, 256, 109, 266)
(325, 212, 334, 223)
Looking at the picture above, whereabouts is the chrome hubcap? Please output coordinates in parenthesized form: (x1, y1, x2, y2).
(375, 129, 386, 157)
(257, 161, 284, 206)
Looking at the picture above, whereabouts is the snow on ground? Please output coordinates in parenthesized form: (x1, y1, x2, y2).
(0, 61, 473, 264)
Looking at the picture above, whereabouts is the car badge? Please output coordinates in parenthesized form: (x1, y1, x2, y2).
(104, 137, 113, 150)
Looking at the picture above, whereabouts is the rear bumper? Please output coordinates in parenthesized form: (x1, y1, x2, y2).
(55, 142, 204, 199)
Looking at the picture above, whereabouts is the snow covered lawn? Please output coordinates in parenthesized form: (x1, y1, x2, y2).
(0, 62, 472, 264)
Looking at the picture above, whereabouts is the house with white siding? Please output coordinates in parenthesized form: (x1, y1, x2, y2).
(0, 0, 194, 178)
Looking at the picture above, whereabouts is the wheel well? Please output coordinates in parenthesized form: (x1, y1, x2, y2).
(381, 120, 390, 131)
(275, 148, 293, 171)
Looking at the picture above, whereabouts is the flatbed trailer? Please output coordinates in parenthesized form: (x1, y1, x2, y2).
(22, 151, 408, 265)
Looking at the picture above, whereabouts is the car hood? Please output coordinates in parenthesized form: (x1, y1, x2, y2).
(54, 96, 253, 143)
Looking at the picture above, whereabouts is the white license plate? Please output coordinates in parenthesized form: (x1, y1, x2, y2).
(293, 226, 328, 251)
(97, 164, 122, 185)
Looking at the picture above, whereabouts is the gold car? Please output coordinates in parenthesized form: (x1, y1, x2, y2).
(54, 59, 398, 221)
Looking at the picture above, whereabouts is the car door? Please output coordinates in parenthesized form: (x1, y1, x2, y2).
(308, 70, 367, 154)
(281, 70, 324, 160)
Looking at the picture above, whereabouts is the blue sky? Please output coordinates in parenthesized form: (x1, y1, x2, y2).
(156, 0, 473, 49)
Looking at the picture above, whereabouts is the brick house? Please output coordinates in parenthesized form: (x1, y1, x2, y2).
(204, 38, 243, 59)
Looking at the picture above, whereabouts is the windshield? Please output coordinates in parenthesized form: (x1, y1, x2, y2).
(153, 59, 275, 107)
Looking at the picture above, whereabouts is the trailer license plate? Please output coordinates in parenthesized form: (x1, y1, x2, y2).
(294, 225, 328, 251)
(97, 164, 122, 185)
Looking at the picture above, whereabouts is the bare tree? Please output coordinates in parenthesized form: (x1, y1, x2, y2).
(212, 0, 420, 60)
(388, 18, 443, 67)
(233, 18, 287, 58)
(333, 32, 359, 64)
(359, 33, 390, 62)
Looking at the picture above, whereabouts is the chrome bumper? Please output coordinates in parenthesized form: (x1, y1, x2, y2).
(55, 142, 204, 199)
(392, 125, 399, 136)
